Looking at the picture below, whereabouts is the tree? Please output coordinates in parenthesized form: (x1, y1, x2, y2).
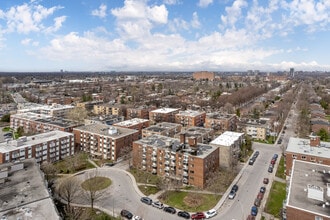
(83, 170, 103, 211)
(317, 128, 329, 141)
(65, 153, 86, 173)
(236, 108, 241, 117)
(0, 113, 10, 122)
(40, 161, 57, 183)
(66, 107, 88, 123)
(118, 145, 132, 168)
(57, 177, 80, 207)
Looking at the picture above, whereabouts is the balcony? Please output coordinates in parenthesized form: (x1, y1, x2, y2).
(183, 165, 188, 170)
(152, 163, 157, 168)
(151, 157, 157, 162)
(152, 169, 157, 174)
(183, 172, 188, 177)
(142, 160, 146, 164)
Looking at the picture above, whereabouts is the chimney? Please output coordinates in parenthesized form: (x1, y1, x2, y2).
(188, 137, 197, 148)
(310, 134, 320, 147)
(180, 133, 186, 144)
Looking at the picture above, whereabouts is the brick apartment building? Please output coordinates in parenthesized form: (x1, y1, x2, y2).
(84, 115, 125, 126)
(0, 130, 74, 164)
(126, 106, 157, 119)
(193, 71, 215, 81)
(10, 112, 81, 133)
(93, 103, 112, 115)
(174, 127, 214, 144)
(113, 118, 150, 138)
(76, 101, 103, 112)
(132, 134, 219, 188)
(285, 135, 330, 176)
(149, 108, 180, 125)
(73, 124, 139, 161)
(175, 110, 206, 127)
(285, 160, 330, 220)
(210, 131, 245, 168)
(142, 122, 182, 138)
(17, 103, 74, 118)
(204, 113, 237, 133)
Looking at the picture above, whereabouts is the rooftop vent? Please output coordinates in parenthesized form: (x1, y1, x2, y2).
(307, 184, 324, 202)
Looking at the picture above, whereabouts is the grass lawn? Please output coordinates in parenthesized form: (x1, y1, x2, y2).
(2, 127, 11, 132)
(160, 191, 221, 212)
(275, 156, 286, 179)
(138, 185, 160, 196)
(81, 177, 112, 191)
(129, 168, 161, 185)
(264, 181, 286, 218)
(54, 154, 95, 174)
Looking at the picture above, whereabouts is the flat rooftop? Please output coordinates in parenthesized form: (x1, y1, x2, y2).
(210, 131, 244, 146)
(176, 110, 205, 117)
(74, 124, 138, 139)
(143, 122, 181, 132)
(206, 113, 235, 119)
(0, 159, 60, 219)
(287, 160, 330, 218)
(183, 127, 213, 137)
(0, 130, 73, 154)
(286, 137, 330, 158)
(135, 135, 217, 159)
(151, 108, 179, 114)
(114, 118, 149, 127)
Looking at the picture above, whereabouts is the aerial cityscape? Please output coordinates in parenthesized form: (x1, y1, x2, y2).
(1, 1, 330, 220)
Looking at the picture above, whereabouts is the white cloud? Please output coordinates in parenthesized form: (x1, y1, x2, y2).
(1, 2, 64, 34)
(21, 38, 31, 45)
(191, 12, 201, 28)
(45, 16, 66, 33)
(163, 0, 181, 5)
(221, 0, 248, 28)
(198, 0, 213, 8)
(91, 4, 107, 19)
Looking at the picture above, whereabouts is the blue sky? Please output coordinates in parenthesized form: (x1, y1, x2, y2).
(0, 0, 329, 72)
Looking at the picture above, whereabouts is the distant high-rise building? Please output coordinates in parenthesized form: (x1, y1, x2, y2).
(290, 68, 295, 77)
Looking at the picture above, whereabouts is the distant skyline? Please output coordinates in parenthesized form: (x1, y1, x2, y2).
(0, 0, 329, 72)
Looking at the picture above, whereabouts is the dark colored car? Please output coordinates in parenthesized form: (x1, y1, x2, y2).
(273, 154, 278, 159)
(257, 192, 264, 200)
(263, 178, 269, 184)
(164, 206, 176, 214)
(121, 209, 133, 219)
(271, 158, 276, 165)
(251, 206, 258, 216)
(277, 139, 282, 144)
(231, 184, 239, 192)
(177, 211, 190, 219)
(191, 212, 206, 219)
(260, 186, 266, 193)
(246, 215, 256, 220)
(140, 197, 152, 205)
(268, 166, 273, 173)
(249, 158, 255, 165)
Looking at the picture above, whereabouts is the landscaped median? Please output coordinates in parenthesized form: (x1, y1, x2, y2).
(264, 181, 286, 218)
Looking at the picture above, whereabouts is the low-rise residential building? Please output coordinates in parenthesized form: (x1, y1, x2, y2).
(311, 118, 330, 133)
(0, 130, 74, 164)
(285, 160, 330, 220)
(210, 131, 245, 168)
(10, 112, 81, 133)
(0, 159, 60, 219)
(174, 127, 214, 144)
(285, 135, 330, 176)
(126, 106, 157, 119)
(84, 115, 125, 126)
(113, 118, 150, 138)
(142, 122, 182, 138)
(149, 108, 180, 125)
(239, 118, 269, 141)
(204, 113, 237, 133)
(17, 103, 74, 118)
(175, 110, 206, 127)
(93, 103, 112, 115)
(73, 124, 139, 161)
(76, 100, 103, 111)
(132, 134, 219, 188)
(193, 71, 215, 81)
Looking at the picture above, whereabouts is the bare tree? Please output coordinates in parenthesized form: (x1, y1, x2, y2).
(57, 177, 80, 207)
(118, 145, 132, 168)
(82, 170, 103, 211)
(66, 107, 88, 123)
(65, 153, 86, 173)
(40, 161, 57, 183)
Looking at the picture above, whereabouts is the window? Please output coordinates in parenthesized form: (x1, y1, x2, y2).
(311, 157, 316, 162)
(301, 155, 307, 160)
(315, 216, 323, 220)
(292, 154, 297, 159)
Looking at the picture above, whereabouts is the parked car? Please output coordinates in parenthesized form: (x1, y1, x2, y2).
(191, 212, 206, 219)
(231, 184, 239, 192)
(121, 209, 133, 219)
(254, 198, 261, 207)
(177, 211, 190, 219)
(268, 166, 273, 173)
(228, 190, 236, 199)
(151, 201, 164, 209)
(257, 192, 264, 200)
(140, 197, 152, 205)
(273, 154, 278, 160)
(164, 206, 176, 214)
(133, 216, 143, 220)
(271, 158, 276, 165)
(204, 209, 217, 218)
(251, 206, 258, 216)
(246, 215, 256, 220)
(277, 139, 282, 144)
(260, 186, 266, 193)
(263, 178, 269, 184)
(249, 158, 255, 165)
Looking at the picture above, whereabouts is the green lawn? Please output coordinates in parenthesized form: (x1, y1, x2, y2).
(129, 168, 161, 185)
(160, 191, 221, 212)
(138, 185, 160, 196)
(54, 153, 95, 174)
(2, 127, 11, 132)
(81, 177, 112, 191)
(265, 181, 286, 218)
(275, 156, 286, 179)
